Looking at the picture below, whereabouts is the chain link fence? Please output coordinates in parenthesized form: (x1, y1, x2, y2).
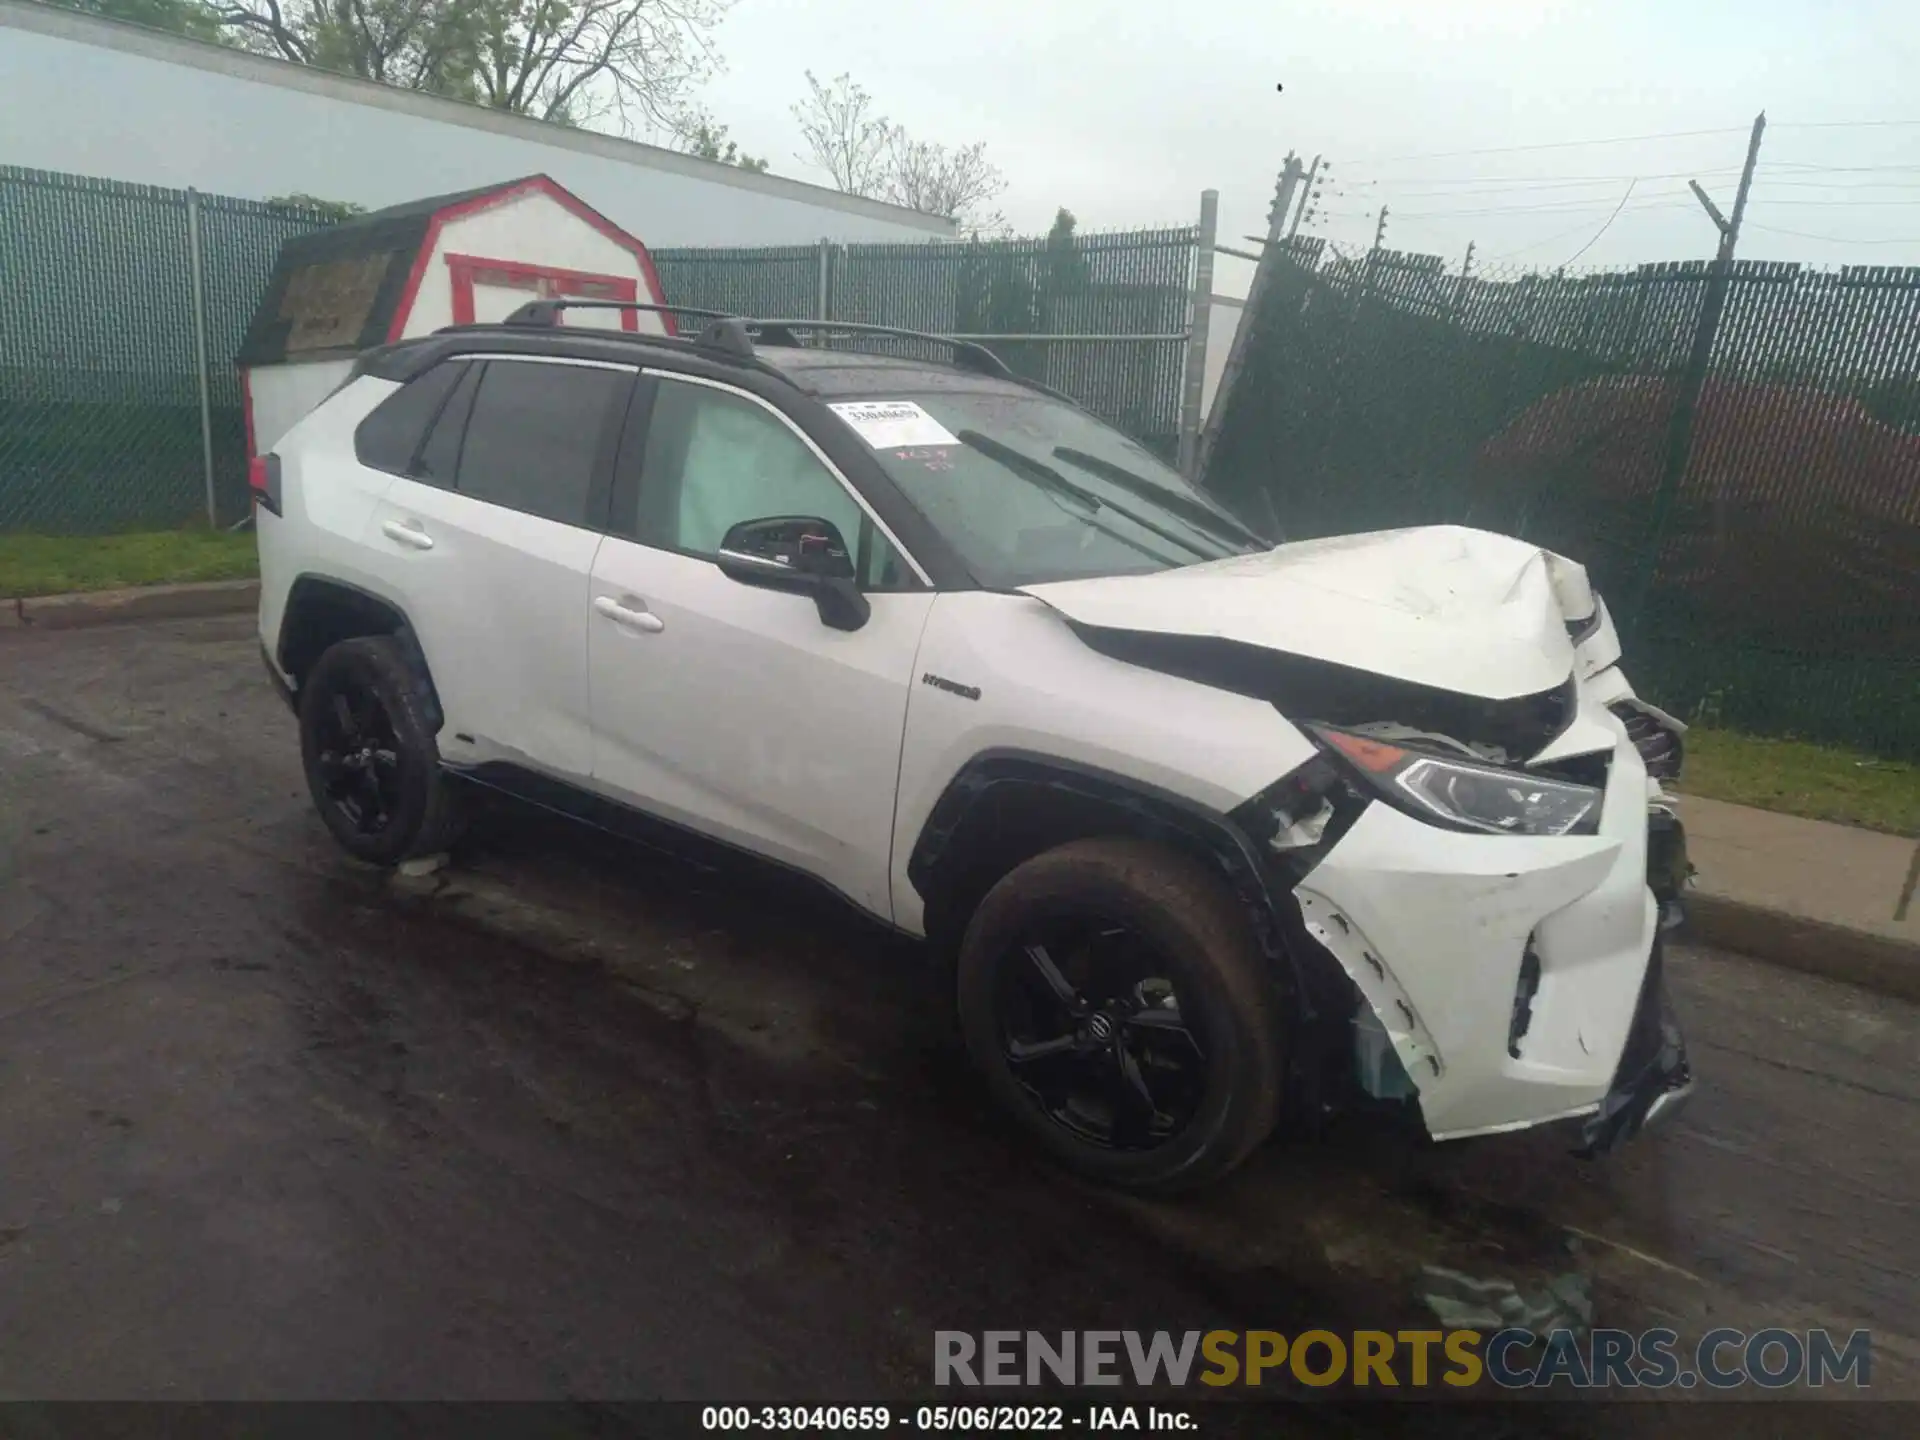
(0, 166, 334, 533)
(3, 167, 1205, 533)
(1203, 236, 1920, 758)
(654, 227, 1199, 462)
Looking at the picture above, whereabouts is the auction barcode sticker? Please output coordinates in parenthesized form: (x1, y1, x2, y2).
(827, 400, 961, 451)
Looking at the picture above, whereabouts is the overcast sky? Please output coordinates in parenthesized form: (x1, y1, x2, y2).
(698, 0, 1920, 291)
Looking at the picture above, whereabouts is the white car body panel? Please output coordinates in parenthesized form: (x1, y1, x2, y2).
(255, 377, 402, 678)
(365, 472, 602, 780)
(589, 537, 936, 920)
(890, 591, 1317, 936)
(1020, 524, 1599, 701)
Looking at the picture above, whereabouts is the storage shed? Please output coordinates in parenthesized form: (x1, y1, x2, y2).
(236, 174, 670, 455)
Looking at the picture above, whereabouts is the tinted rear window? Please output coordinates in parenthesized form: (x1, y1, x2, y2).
(455, 360, 627, 527)
(353, 362, 467, 474)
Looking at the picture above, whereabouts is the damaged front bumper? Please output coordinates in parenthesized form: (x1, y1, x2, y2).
(1575, 934, 1693, 1155)
(1259, 706, 1694, 1151)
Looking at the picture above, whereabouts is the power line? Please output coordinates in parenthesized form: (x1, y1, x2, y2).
(1382, 196, 1696, 220)
(1560, 180, 1640, 266)
(1344, 170, 1740, 197)
(1746, 221, 1920, 244)
(1345, 126, 1748, 166)
(1767, 118, 1920, 129)
(1485, 216, 1630, 261)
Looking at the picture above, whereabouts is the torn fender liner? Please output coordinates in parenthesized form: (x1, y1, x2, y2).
(1021, 524, 1594, 701)
(1576, 936, 1693, 1156)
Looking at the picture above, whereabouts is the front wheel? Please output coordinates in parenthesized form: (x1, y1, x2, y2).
(297, 635, 463, 866)
(956, 837, 1285, 1194)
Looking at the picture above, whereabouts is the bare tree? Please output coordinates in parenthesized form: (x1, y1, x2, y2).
(468, 0, 730, 132)
(882, 132, 1006, 235)
(790, 70, 892, 197)
(792, 69, 1007, 232)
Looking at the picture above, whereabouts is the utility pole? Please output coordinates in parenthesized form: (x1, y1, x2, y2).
(1629, 110, 1766, 634)
(1267, 153, 1307, 241)
(1448, 241, 1476, 323)
(1192, 154, 1310, 503)
(1287, 154, 1322, 239)
(1176, 188, 1222, 479)
(1372, 205, 1390, 251)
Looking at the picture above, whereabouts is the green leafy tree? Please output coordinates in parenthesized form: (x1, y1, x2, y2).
(682, 114, 769, 173)
(266, 193, 369, 221)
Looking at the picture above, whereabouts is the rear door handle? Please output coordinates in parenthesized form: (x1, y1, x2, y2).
(381, 519, 434, 551)
(593, 595, 665, 633)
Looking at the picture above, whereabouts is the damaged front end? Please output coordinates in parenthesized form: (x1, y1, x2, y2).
(1041, 527, 1697, 1154)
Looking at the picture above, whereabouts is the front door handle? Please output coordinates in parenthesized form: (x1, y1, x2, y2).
(593, 594, 665, 633)
(381, 519, 434, 551)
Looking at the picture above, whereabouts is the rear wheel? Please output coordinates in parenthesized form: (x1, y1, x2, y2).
(298, 636, 463, 866)
(956, 837, 1284, 1193)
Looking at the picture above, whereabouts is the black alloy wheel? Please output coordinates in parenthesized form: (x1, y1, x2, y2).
(312, 684, 403, 838)
(956, 837, 1284, 1193)
(996, 920, 1209, 1152)
(297, 635, 464, 866)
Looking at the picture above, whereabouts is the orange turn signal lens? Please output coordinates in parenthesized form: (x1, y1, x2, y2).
(1317, 729, 1407, 774)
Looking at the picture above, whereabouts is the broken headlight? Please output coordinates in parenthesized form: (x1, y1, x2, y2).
(1313, 727, 1603, 837)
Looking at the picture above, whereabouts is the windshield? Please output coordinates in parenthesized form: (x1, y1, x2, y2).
(827, 390, 1266, 587)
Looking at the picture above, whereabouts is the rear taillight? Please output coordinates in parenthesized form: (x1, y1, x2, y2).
(249, 453, 283, 516)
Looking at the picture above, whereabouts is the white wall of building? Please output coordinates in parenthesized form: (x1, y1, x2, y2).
(0, 2, 953, 248)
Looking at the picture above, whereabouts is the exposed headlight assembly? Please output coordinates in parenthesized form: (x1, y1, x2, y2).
(1313, 726, 1603, 838)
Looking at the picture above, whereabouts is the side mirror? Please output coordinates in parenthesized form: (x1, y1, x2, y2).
(716, 515, 870, 632)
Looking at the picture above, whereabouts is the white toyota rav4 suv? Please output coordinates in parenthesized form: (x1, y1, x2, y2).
(254, 301, 1694, 1193)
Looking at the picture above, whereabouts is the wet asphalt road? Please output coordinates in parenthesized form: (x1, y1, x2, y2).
(1, 614, 1916, 1425)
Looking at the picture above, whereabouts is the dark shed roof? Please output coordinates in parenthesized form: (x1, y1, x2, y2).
(236, 176, 548, 367)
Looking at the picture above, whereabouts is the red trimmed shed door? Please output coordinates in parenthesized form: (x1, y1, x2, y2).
(446, 253, 641, 331)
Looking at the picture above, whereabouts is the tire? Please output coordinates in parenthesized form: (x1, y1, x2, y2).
(298, 635, 464, 866)
(955, 837, 1284, 1194)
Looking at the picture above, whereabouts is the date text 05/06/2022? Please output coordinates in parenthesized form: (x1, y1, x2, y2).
(700, 1405, 1194, 1432)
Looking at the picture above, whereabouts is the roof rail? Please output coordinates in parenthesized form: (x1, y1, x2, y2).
(490, 300, 1077, 403)
(741, 319, 1017, 382)
(500, 299, 737, 328)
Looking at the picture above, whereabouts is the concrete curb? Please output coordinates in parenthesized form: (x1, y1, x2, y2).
(3, 579, 258, 630)
(1682, 893, 1920, 1003)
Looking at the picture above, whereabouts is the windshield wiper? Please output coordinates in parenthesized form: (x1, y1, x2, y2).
(954, 430, 1185, 567)
(1051, 446, 1269, 548)
(956, 431, 1219, 562)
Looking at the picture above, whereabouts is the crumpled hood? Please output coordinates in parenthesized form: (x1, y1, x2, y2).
(1020, 524, 1596, 700)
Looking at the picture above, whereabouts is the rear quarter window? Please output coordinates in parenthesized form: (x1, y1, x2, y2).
(353, 362, 468, 474)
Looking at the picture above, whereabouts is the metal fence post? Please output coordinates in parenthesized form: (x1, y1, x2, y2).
(185, 187, 217, 528)
(1176, 190, 1219, 479)
(816, 238, 833, 320)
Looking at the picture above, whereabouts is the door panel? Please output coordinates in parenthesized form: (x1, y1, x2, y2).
(588, 537, 933, 917)
(360, 356, 629, 780)
(585, 374, 933, 919)
(370, 477, 603, 776)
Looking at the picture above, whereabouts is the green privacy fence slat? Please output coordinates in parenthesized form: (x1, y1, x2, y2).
(653, 227, 1197, 462)
(1204, 239, 1920, 760)
(0, 166, 333, 533)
